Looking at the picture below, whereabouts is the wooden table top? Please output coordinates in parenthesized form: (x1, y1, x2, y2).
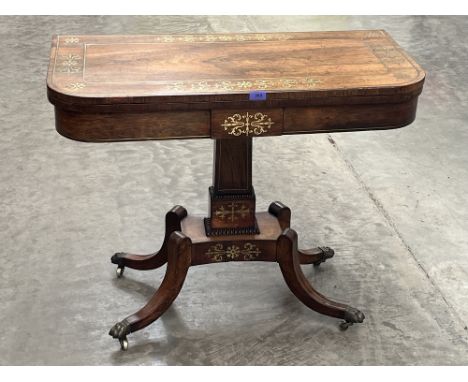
(47, 31, 425, 142)
(47, 31, 424, 108)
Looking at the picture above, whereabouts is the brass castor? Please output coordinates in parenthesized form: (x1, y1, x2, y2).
(109, 319, 130, 351)
(339, 307, 365, 330)
(116, 266, 125, 278)
(119, 336, 128, 351)
(312, 246, 335, 267)
(339, 321, 353, 331)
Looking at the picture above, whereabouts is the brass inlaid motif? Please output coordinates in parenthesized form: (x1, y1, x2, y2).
(222, 112, 274, 137)
(168, 77, 320, 92)
(65, 82, 86, 91)
(57, 54, 82, 73)
(368, 43, 404, 66)
(206, 243, 261, 262)
(215, 202, 250, 222)
(191, 81, 210, 91)
(64, 37, 79, 44)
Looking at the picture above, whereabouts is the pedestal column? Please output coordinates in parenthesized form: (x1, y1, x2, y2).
(204, 138, 258, 235)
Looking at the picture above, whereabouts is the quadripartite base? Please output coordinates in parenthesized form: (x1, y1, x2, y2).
(109, 202, 365, 350)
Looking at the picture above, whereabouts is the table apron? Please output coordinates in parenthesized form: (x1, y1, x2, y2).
(54, 97, 419, 142)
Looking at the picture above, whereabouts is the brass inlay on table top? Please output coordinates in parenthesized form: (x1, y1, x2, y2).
(169, 78, 320, 92)
(56, 54, 82, 74)
(49, 31, 424, 101)
(64, 37, 80, 44)
(65, 82, 86, 91)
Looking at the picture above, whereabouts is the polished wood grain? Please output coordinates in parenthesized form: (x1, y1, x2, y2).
(109, 231, 192, 348)
(277, 229, 361, 321)
(207, 138, 257, 234)
(111, 205, 187, 271)
(47, 31, 424, 104)
(55, 109, 210, 142)
(284, 98, 418, 134)
(213, 138, 252, 194)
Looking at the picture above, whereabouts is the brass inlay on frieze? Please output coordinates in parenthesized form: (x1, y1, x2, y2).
(222, 112, 274, 137)
(215, 202, 250, 222)
(206, 243, 261, 262)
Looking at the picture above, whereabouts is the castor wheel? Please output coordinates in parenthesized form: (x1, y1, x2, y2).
(339, 307, 365, 330)
(116, 266, 125, 278)
(111, 253, 127, 278)
(339, 321, 353, 331)
(313, 246, 334, 267)
(119, 336, 128, 351)
(109, 319, 130, 350)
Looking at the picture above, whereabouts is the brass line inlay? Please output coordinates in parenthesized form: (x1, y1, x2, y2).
(59, 31, 386, 46)
(366, 40, 406, 72)
(215, 202, 250, 222)
(61, 33, 293, 45)
(222, 112, 274, 137)
(206, 243, 261, 262)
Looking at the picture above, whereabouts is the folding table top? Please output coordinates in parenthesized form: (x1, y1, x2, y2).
(47, 30, 425, 110)
(47, 31, 425, 142)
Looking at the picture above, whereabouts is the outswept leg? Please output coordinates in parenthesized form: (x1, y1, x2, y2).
(277, 228, 364, 329)
(111, 205, 187, 275)
(268, 201, 335, 266)
(298, 247, 335, 266)
(109, 231, 192, 350)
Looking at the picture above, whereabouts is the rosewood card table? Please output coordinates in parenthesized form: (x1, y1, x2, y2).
(46, 31, 425, 350)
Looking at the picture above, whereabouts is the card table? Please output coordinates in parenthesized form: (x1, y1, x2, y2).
(47, 31, 425, 350)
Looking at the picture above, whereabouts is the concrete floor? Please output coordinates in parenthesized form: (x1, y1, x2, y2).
(0, 16, 467, 365)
